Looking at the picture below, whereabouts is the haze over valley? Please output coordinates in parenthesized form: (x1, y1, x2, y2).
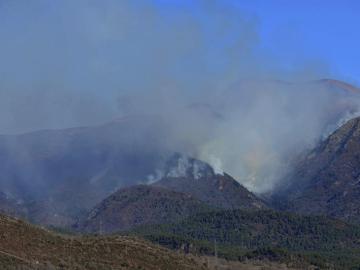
(1, 1, 360, 269)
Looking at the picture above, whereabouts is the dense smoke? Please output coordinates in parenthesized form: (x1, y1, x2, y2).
(0, 0, 359, 193)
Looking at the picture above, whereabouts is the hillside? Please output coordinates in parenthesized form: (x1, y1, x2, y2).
(129, 209, 360, 269)
(0, 78, 358, 228)
(75, 185, 213, 233)
(0, 116, 171, 226)
(0, 213, 206, 270)
(74, 155, 268, 234)
(152, 154, 267, 210)
(274, 116, 360, 223)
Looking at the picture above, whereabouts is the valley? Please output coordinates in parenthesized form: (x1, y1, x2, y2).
(2, 104, 360, 269)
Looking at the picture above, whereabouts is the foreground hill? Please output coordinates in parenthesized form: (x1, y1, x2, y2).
(129, 209, 360, 269)
(152, 154, 267, 210)
(0, 214, 206, 270)
(75, 185, 212, 233)
(274, 116, 360, 223)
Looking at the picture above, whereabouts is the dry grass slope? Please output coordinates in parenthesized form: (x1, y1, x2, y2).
(0, 214, 206, 270)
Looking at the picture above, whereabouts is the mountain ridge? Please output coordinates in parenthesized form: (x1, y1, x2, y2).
(152, 154, 267, 210)
(75, 184, 213, 234)
(273, 116, 360, 223)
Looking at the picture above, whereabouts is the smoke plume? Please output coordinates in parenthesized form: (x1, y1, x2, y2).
(0, 0, 359, 193)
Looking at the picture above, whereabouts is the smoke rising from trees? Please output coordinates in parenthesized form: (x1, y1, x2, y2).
(0, 0, 359, 192)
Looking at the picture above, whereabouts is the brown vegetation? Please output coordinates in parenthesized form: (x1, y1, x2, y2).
(0, 214, 205, 270)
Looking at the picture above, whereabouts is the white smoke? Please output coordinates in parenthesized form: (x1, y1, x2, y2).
(0, 0, 359, 193)
(322, 109, 360, 140)
(166, 155, 192, 178)
(203, 155, 224, 176)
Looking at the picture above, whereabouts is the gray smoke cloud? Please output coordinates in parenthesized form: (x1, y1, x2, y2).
(0, 0, 359, 193)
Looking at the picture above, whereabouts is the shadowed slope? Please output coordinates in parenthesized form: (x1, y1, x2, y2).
(75, 185, 213, 233)
(275, 117, 360, 223)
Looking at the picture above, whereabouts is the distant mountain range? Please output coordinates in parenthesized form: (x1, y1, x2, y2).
(0, 116, 171, 226)
(316, 78, 360, 94)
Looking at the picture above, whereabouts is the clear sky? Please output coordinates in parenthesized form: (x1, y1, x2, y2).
(154, 0, 360, 84)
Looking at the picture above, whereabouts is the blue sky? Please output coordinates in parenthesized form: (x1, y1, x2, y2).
(239, 0, 360, 84)
(154, 0, 360, 84)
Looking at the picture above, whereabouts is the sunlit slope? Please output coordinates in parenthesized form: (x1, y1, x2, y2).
(0, 214, 206, 270)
